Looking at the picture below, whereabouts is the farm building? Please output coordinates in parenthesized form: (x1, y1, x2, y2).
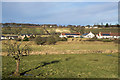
(82, 32, 95, 38)
(18, 34, 33, 39)
(59, 33, 81, 38)
(1, 35, 18, 40)
(85, 26, 92, 29)
(96, 32, 120, 39)
(93, 26, 98, 28)
(7, 35, 18, 39)
(1, 35, 7, 40)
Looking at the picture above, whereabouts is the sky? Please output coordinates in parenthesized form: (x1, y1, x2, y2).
(2, 2, 118, 26)
(2, 0, 120, 2)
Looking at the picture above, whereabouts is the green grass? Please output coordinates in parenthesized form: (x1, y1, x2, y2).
(84, 28, 119, 33)
(2, 53, 118, 78)
(2, 40, 118, 78)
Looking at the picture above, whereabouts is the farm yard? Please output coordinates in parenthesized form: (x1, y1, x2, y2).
(2, 40, 119, 78)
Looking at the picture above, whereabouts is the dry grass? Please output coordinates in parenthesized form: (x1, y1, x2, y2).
(2, 40, 118, 55)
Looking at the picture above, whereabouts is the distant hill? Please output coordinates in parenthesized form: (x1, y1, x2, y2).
(1, 23, 120, 28)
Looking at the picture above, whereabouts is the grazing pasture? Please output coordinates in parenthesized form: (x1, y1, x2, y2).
(2, 53, 118, 78)
(2, 27, 118, 34)
(2, 40, 118, 78)
(84, 28, 119, 33)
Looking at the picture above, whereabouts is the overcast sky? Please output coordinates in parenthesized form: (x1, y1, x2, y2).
(2, 2, 118, 25)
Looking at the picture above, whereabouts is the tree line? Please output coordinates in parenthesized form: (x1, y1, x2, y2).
(2, 23, 120, 28)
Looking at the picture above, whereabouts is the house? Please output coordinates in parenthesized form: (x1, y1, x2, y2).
(93, 25, 99, 28)
(1, 35, 18, 40)
(85, 26, 92, 29)
(96, 32, 120, 39)
(85, 26, 89, 29)
(59, 33, 81, 38)
(6, 35, 18, 39)
(82, 32, 95, 38)
(89, 26, 93, 29)
(93, 26, 98, 29)
(1, 35, 7, 40)
(18, 34, 32, 39)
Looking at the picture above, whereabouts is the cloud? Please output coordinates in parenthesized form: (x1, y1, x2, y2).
(2, 2, 118, 25)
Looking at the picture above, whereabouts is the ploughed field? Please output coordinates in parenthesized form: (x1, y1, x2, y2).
(2, 53, 118, 78)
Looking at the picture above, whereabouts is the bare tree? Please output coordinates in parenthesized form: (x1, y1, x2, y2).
(43, 25, 51, 35)
(4, 40, 30, 76)
(69, 25, 85, 34)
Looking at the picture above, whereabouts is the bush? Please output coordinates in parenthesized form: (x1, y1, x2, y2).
(54, 35, 62, 41)
(16, 38, 22, 41)
(35, 36, 46, 45)
(96, 39, 103, 41)
(67, 36, 74, 38)
(114, 39, 120, 44)
(86, 39, 96, 41)
(46, 36, 56, 45)
(29, 35, 35, 41)
(61, 37, 67, 41)
(23, 36, 29, 41)
(53, 35, 67, 41)
(101, 39, 113, 42)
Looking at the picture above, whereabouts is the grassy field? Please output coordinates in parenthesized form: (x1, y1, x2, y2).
(2, 27, 119, 34)
(2, 40, 118, 55)
(2, 40, 118, 78)
(32, 27, 119, 33)
(2, 53, 118, 78)
(46, 27, 119, 33)
(84, 28, 119, 33)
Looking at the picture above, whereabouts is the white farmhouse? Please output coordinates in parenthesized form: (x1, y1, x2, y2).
(93, 26, 98, 29)
(1, 35, 18, 40)
(85, 26, 89, 29)
(82, 32, 95, 38)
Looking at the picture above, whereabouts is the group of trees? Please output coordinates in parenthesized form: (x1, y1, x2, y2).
(35, 35, 67, 45)
(69, 26, 85, 34)
(2, 23, 41, 27)
(93, 23, 120, 28)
